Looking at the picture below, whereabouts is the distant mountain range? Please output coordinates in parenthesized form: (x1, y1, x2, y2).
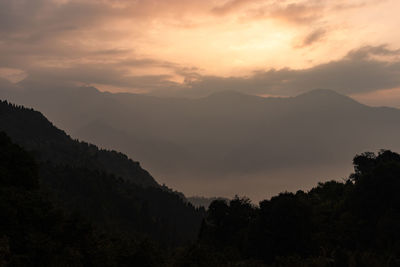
(2, 85, 400, 200)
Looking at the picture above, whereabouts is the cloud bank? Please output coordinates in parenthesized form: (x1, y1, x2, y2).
(0, 0, 400, 105)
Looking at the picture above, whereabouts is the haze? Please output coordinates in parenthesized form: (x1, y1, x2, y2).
(1, 0, 400, 200)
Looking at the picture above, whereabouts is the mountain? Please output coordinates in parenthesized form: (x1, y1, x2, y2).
(0, 131, 169, 266)
(2, 86, 400, 200)
(0, 100, 204, 245)
(0, 100, 157, 187)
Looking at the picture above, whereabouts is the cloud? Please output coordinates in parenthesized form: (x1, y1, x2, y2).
(332, 0, 383, 11)
(296, 28, 326, 48)
(219, 0, 375, 25)
(17, 61, 184, 93)
(0, 0, 209, 80)
(268, 2, 324, 24)
(218, 1, 326, 25)
(162, 45, 400, 97)
(212, 0, 255, 15)
(346, 44, 400, 60)
(0, 0, 399, 104)
(211, 0, 380, 19)
(3, 44, 400, 101)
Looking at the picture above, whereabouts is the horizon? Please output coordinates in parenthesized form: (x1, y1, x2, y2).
(5, 81, 400, 110)
(2, 85, 399, 202)
(0, 0, 400, 108)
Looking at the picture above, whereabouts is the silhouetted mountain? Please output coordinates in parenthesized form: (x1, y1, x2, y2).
(0, 100, 157, 187)
(0, 132, 168, 266)
(0, 100, 204, 245)
(2, 86, 400, 200)
(294, 88, 366, 110)
(297, 88, 357, 101)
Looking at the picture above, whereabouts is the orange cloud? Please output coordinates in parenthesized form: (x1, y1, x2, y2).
(0, 0, 399, 107)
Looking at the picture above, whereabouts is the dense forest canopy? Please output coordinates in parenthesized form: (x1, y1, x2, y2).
(0, 131, 170, 266)
(194, 150, 400, 266)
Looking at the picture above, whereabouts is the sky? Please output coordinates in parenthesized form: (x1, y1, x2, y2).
(1, 0, 400, 106)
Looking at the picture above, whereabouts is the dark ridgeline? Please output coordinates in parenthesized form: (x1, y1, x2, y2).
(0, 100, 157, 187)
(2, 85, 400, 198)
(0, 100, 205, 248)
(1, 100, 400, 266)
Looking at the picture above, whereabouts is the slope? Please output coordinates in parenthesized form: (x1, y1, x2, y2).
(0, 100, 204, 245)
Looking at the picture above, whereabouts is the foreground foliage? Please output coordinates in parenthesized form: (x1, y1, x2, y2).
(195, 150, 400, 266)
(0, 132, 170, 266)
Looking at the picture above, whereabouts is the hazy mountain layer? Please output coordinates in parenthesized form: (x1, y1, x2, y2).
(2, 86, 400, 200)
(0, 101, 204, 244)
(0, 100, 157, 187)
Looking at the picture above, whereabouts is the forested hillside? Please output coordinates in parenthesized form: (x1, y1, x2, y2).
(0, 100, 157, 187)
(0, 100, 204, 246)
(0, 132, 169, 266)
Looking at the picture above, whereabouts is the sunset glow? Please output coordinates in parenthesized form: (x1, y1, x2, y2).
(1, 0, 400, 103)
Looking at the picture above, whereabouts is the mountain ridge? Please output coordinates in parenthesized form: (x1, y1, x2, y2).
(1, 85, 400, 200)
(0, 100, 204, 244)
(0, 100, 158, 187)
